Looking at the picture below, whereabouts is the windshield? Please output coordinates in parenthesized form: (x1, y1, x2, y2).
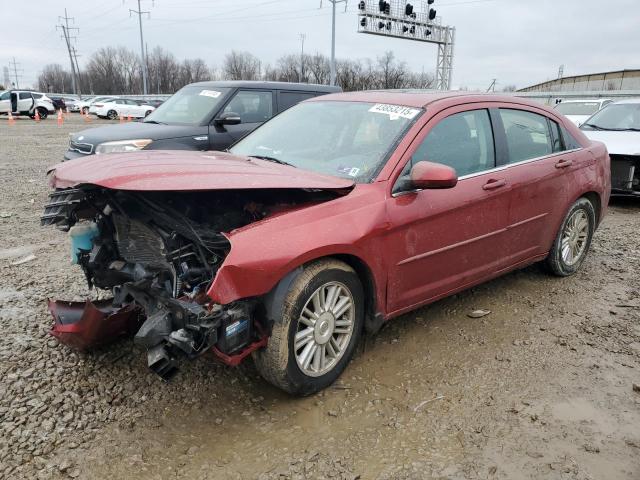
(555, 101, 600, 116)
(581, 103, 640, 131)
(230, 101, 422, 183)
(144, 86, 230, 125)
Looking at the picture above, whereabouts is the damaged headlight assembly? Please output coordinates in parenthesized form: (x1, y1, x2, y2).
(94, 139, 152, 154)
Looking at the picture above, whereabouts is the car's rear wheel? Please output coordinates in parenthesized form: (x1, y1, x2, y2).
(545, 197, 595, 276)
(107, 110, 118, 120)
(82, 107, 89, 115)
(253, 259, 364, 396)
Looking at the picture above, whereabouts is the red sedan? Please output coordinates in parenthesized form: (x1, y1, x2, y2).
(43, 92, 610, 395)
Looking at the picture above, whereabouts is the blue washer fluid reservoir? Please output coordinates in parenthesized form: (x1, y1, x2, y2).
(68, 222, 99, 264)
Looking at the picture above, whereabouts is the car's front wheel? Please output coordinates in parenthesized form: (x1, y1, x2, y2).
(107, 109, 118, 120)
(545, 197, 595, 276)
(253, 259, 364, 396)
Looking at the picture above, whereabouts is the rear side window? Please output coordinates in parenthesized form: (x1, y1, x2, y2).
(0, 91, 9, 101)
(411, 109, 495, 177)
(223, 90, 273, 124)
(19, 92, 32, 100)
(500, 109, 552, 163)
(549, 120, 563, 153)
(32, 93, 43, 99)
(278, 91, 317, 112)
(561, 126, 582, 150)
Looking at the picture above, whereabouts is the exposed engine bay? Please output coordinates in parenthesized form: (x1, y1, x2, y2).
(41, 186, 337, 379)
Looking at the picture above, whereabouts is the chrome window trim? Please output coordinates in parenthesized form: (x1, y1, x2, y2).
(391, 147, 582, 198)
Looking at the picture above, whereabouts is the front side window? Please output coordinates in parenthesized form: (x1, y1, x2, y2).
(230, 101, 421, 183)
(500, 109, 553, 163)
(410, 109, 495, 177)
(223, 90, 273, 124)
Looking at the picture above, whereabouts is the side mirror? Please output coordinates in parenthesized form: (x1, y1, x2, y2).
(410, 161, 458, 189)
(214, 111, 241, 126)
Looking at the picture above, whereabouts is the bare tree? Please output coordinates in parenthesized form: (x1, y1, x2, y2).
(37, 64, 73, 93)
(223, 51, 261, 80)
(502, 84, 517, 92)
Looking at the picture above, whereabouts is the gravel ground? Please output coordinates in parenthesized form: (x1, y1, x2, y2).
(1, 115, 639, 479)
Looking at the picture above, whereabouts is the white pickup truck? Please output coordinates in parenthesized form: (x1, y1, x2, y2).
(0, 89, 56, 119)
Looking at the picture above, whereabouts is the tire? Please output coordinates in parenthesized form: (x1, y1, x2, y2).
(107, 110, 118, 120)
(37, 107, 48, 120)
(82, 107, 89, 115)
(253, 259, 364, 396)
(545, 197, 595, 276)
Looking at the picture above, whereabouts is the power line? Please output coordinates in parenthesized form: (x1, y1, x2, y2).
(128, 0, 153, 95)
(321, 0, 348, 86)
(57, 8, 82, 98)
(8, 57, 23, 89)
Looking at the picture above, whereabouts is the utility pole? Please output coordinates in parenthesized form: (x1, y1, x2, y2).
(322, 0, 347, 86)
(57, 9, 81, 97)
(486, 78, 497, 93)
(8, 57, 22, 88)
(129, 0, 152, 95)
(299, 33, 306, 82)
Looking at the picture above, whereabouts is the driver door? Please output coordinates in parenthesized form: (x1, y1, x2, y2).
(384, 106, 512, 314)
(218, 90, 274, 143)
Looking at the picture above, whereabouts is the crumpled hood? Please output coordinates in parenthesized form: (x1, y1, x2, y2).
(582, 130, 640, 156)
(49, 150, 355, 191)
(70, 122, 203, 144)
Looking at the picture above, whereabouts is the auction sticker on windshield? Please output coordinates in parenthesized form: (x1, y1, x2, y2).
(369, 103, 420, 120)
(199, 90, 222, 98)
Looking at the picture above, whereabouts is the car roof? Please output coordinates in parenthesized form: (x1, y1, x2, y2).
(186, 80, 341, 93)
(610, 98, 640, 104)
(557, 99, 611, 103)
(306, 90, 552, 110)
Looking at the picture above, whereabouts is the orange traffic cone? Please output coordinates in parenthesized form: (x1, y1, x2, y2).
(34, 109, 41, 122)
(84, 110, 92, 122)
(57, 109, 64, 127)
(119, 115, 124, 123)
(8, 111, 15, 125)
(127, 114, 132, 122)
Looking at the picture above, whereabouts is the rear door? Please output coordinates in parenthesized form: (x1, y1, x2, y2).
(384, 106, 512, 313)
(493, 107, 577, 268)
(277, 90, 319, 113)
(17, 92, 34, 113)
(218, 89, 275, 143)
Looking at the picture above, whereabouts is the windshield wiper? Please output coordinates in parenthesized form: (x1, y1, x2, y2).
(249, 155, 296, 168)
(581, 123, 604, 130)
(143, 119, 167, 125)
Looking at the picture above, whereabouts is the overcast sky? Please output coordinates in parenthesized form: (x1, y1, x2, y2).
(2, 0, 638, 91)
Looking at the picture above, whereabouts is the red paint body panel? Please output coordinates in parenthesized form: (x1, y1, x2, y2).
(50, 92, 611, 326)
(49, 150, 354, 191)
(47, 299, 143, 351)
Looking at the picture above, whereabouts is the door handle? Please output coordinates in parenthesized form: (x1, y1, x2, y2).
(483, 178, 507, 190)
(555, 158, 573, 168)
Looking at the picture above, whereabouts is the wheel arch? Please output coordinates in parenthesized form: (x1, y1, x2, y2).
(260, 253, 383, 334)
(580, 191, 602, 226)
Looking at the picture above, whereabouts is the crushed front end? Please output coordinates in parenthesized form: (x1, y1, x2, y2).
(610, 154, 640, 195)
(41, 186, 303, 379)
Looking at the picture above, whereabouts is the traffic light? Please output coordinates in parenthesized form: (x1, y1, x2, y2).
(358, 1, 365, 10)
(360, 17, 367, 27)
(429, 8, 436, 20)
(378, 1, 390, 14)
(405, 3, 413, 15)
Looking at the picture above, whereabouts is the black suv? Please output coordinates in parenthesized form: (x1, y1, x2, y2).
(64, 81, 341, 160)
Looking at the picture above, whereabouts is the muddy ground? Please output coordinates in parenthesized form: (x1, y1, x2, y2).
(0, 115, 639, 480)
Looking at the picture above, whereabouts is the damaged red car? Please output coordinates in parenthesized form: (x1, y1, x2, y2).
(42, 92, 611, 395)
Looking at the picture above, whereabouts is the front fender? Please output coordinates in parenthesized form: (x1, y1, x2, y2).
(206, 183, 389, 309)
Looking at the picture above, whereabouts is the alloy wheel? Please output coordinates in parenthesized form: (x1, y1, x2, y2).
(294, 281, 355, 377)
(560, 209, 589, 266)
